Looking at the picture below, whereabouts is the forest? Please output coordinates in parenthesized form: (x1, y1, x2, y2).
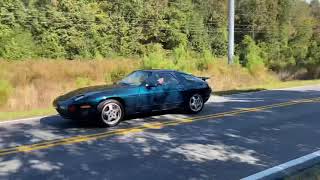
(0, 0, 319, 78)
(1, 0, 320, 116)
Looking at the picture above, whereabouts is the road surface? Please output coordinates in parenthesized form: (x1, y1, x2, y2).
(0, 85, 320, 180)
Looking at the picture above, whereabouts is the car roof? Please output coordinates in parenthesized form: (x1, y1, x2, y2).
(138, 69, 180, 73)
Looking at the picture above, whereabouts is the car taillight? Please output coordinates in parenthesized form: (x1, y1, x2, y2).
(68, 105, 77, 113)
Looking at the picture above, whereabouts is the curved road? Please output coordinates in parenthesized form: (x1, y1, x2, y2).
(0, 85, 320, 180)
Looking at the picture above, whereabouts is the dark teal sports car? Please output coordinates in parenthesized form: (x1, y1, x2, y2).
(53, 70, 212, 127)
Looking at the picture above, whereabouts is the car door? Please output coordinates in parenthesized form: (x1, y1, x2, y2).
(138, 73, 165, 112)
(138, 85, 165, 112)
(154, 72, 184, 110)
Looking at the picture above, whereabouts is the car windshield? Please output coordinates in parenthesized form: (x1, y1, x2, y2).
(118, 71, 150, 86)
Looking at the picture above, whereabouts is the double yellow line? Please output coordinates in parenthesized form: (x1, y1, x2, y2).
(0, 97, 319, 156)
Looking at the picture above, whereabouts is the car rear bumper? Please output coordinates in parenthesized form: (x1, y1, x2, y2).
(203, 87, 212, 103)
(204, 95, 210, 103)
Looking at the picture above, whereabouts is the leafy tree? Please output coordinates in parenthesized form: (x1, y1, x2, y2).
(0, 26, 37, 59)
(0, 0, 319, 80)
(238, 35, 265, 73)
(305, 41, 320, 78)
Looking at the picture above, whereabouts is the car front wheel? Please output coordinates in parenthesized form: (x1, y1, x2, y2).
(186, 94, 204, 114)
(98, 99, 124, 127)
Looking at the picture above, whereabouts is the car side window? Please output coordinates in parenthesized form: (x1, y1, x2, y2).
(119, 71, 150, 86)
(179, 73, 203, 83)
(153, 72, 179, 86)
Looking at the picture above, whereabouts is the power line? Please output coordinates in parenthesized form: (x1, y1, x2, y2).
(1, 18, 314, 34)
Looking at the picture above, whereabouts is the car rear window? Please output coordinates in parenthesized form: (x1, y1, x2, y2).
(179, 73, 204, 83)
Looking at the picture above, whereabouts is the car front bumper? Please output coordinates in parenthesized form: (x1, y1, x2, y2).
(56, 103, 98, 121)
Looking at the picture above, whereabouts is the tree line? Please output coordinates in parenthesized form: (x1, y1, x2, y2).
(0, 0, 320, 78)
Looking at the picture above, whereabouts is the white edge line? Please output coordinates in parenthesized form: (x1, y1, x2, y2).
(241, 150, 320, 180)
(273, 84, 320, 91)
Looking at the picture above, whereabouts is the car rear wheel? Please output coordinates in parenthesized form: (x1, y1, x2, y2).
(98, 99, 124, 127)
(186, 94, 204, 114)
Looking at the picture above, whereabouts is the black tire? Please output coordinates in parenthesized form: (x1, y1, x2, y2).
(185, 94, 204, 114)
(97, 99, 124, 127)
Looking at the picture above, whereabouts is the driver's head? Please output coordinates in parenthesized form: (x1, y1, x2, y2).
(157, 77, 164, 85)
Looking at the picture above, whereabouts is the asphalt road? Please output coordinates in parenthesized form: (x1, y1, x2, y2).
(1, 85, 320, 180)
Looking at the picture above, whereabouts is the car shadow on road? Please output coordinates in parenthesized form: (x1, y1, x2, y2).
(38, 109, 184, 130)
(214, 88, 266, 96)
(0, 89, 320, 179)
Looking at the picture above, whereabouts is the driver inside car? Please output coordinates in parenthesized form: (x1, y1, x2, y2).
(157, 77, 165, 85)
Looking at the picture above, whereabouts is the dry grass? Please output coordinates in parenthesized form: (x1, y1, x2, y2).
(0, 58, 276, 113)
(0, 58, 139, 111)
(194, 59, 277, 91)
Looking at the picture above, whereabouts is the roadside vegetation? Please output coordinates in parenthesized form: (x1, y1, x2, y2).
(0, 0, 320, 120)
(1, 58, 319, 121)
(0, 58, 274, 111)
(283, 163, 320, 180)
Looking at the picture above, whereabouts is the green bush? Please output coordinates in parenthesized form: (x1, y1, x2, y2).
(238, 36, 265, 74)
(142, 44, 176, 70)
(196, 49, 214, 71)
(172, 45, 192, 71)
(75, 77, 92, 88)
(110, 68, 127, 83)
(0, 27, 37, 59)
(0, 80, 13, 107)
(305, 41, 320, 78)
(38, 32, 66, 58)
(142, 44, 212, 72)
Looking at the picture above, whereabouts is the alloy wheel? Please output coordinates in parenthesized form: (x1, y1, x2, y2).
(101, 102, 122, 126)
(189, 94, 203, 112)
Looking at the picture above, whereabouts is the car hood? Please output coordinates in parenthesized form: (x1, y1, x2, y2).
(53, 84, 129, 104)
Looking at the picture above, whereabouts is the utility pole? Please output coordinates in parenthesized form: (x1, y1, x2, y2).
(228, 0, 235, 64)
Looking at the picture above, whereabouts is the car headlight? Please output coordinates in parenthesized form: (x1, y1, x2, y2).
(74, 95, 85, 101)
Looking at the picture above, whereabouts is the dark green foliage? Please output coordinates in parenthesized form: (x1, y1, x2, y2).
(305, 41, 320, 78)
(0, 0, 319, 78)
(238, 35, 264, 73)
(235, 0, 320, 77)
(0, 26, 37, 59)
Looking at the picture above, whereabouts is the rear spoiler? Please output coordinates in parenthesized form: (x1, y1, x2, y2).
(198, 77, 210, 81)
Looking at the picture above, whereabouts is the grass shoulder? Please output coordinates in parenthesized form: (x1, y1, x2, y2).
(0, 108, 55, 122)
(216, 79, 320, 95)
